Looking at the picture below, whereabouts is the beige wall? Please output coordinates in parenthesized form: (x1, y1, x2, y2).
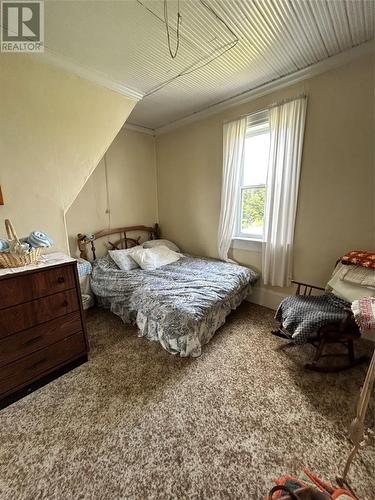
(66, 128, 158, 257)
(2, 51, 372, 299)
(156, 54, 374, 295)
(0, 54, 136, 252)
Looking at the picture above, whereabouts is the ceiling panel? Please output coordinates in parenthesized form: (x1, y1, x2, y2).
(364, 0, 375, 39)
(40, 0, 374, 129)
(347, 0, 368, 46)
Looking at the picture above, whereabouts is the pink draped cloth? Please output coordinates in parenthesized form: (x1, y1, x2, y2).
(352, 297, 375, 334)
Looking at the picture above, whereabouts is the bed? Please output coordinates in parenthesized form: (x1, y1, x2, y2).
(77, 225, 258, 357)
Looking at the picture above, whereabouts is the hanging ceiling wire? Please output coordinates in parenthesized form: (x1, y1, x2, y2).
(164, 0, 181, 59)
(136, 0, 239, 97)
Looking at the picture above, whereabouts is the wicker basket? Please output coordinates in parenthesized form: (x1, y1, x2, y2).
(0, 219, 42, 268)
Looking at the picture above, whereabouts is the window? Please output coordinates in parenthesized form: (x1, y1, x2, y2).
(236, 115, 270, 240)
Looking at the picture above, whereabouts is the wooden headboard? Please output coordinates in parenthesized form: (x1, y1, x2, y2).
(77, 224, 160, 260)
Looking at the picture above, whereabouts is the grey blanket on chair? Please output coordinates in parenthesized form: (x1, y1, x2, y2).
(275, 293, 350, 344)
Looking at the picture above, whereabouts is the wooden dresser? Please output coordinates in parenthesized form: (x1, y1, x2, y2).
(0, 253, 88, 409)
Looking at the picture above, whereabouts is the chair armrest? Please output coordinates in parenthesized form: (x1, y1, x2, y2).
(291, 280, 325, 296)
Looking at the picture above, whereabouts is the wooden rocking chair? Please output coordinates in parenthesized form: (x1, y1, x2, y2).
(272, 280, 369, 373)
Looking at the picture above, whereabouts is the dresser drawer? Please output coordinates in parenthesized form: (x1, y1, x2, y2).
(0, 264, 76, 310)
(0, 332, 86, 396)
(0, 289, 79, 338)
(0, 312, 82, 368)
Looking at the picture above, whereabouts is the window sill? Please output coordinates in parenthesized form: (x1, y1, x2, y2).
(231, 237, 262, 252)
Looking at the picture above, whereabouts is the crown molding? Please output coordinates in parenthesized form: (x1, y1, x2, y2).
(123, 122, 156, 136)
(32, 49, 144, 101)
(155, 40, 374, 135)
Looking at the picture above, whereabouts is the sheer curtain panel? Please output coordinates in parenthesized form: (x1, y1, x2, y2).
(217, 117, 247, 261)
(262, 97, 307, 286)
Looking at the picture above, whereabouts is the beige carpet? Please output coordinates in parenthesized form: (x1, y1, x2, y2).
(1, 303, 374, 499)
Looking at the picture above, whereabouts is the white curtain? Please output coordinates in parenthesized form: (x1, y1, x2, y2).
(262, 97, 307, 287)
(217, 117, 247, 261)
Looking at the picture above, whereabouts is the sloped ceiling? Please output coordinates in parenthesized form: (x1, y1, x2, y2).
(42, 0, 374, 130)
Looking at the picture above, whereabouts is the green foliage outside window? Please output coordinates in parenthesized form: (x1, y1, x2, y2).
(241, 187, 265, 230)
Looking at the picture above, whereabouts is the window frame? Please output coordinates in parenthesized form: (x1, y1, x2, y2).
(235, 115, 270, 241)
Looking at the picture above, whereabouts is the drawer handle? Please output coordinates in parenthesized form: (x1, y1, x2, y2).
(24, 335, 42, 346)
(28, 357, 47, 370)
(57, 276, 65, 284)
(62, 300, 68, 307)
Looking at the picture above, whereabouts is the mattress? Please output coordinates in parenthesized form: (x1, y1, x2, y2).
(91, 254, 258, 356)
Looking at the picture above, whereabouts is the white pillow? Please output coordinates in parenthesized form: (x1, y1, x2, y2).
(131, 245, 181, 271)
(327, 272, 375, 303)
(142, 239, 180, 252)
(108, 246, 141, 271)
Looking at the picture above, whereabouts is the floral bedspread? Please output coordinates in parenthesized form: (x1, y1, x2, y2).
(91, 254, 258, 356)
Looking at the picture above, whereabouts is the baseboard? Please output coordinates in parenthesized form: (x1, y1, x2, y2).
(247, 285, 287, 310)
